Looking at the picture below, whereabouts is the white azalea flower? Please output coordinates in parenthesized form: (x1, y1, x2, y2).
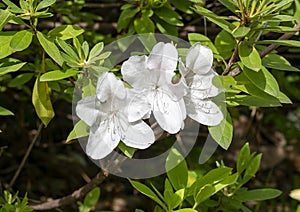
(76, 72, 155, 160)
(180, 43, 223, 126)
(121, 42, 187, 134)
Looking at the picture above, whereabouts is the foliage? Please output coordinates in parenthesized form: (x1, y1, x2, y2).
(0, 190, 33, 212)
(77, 187, 101, 212)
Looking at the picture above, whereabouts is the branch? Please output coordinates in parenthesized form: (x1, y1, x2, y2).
(29, 171, 108, 210)
(8, 123, 43, 188)
(227, 22, 300, 77)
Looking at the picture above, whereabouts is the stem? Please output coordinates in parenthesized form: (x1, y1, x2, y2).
(222, 40, 241, 76)
(8, 123, 43, 188)
(29, 171, 108, 210)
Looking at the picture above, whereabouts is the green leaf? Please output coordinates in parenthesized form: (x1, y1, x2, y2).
(218, 0, 238, 14)
(166, 148, 188, 190)
(88, 42, 104, 62)
(244, 153, 261, 179)
(164, 189, 184, 210)
(232, 26, 250, 38)
(32, 76, 55, 126)
(117, 6, 140, 32)
(262, 53, 300, 72)
(134, 14, 155, 33)
(10, 30, 33, 51)
(237, 143, 250, 174)
(8, 73, 34, 87)
(36, 0, 56, 11)
(0, 106, 14, 116)
(83, 187, 100, 208)
(56, 38, 79, 61)
(214, 173, 238, 192)
(66, 120, 89, 142)
(37, 31, 63, 66)
(40, 69, 78, 82)
(48, 25, 84, 40)
(81, 41, 89, 60)
(238, 41, 261, 72)
(2, 0, 24, 13)
(193, 6, 235, 33)
(194, 184, 215, 206)
(155, 17, 178, 36)
(208, 111, 233, 150)
(237, 188, 281, 201)
(188, 167, 232, 197)
(214, 30, 236, 59)
(129, 180, 167, 210)
(172, 0, 192, 13)
(0, 31, 15, 59)
(242, 65, 280, 97)
(290, 189, 300, 202)
(118, 142, 136, 158)
(256, 40, 300, 48)
(188, 33, 219, 56)
(174, 209, 197, 212)
(261, 26, 299, 33)
(227, 94, 281, 107)
(0, 9, 11, 31)
(0, 62, 26, 76)
(154, 6, 183, 26)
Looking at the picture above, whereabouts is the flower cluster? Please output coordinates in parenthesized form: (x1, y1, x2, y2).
(76, 42, 223, 160)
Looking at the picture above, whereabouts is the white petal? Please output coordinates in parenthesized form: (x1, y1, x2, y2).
(76, 95, 99, 126)
(179, 58, 188, 76)
(147, 42, 178, 72)
(186, 99, 223, 126)
(96, 72, 126, 102)
(118, 113, 155, 149)
(153, 92, 184, 134)
(186, 43, 213, 75)
(121, 55, 151, 89)
(126, 89, 152, 122)
(86, 120, 120, 159)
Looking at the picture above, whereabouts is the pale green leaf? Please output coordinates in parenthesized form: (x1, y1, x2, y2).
(262, 53, 300, 72)
(208, 111, 233, 150)
(256, 40, 300, 48)
(195, 184, 215, 206)
(0, 62, 26, 76)
(32, 76, 55, 126)
(10, 29, 33, 51)
(40, 69, 78, 81)
(0, 31, 15, 59)
(134, 14, 155, 33)
(0, 9, 11, 31)
(66, 120, 89, 142)
(118, 142, 136, 158)
(237, 188, 281, 201)
(36, 0, 56, 11)
(232, 26, 250, 38)
(238, 41, 261, 72)
(37, 31, 63, 66)
(0, 106, 14, 116)
(48, 25, 84, 40)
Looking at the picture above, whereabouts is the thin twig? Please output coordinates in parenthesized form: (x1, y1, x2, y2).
(8, 123, 43, 188)
(227, 22, 300, 77)
(222, 40, 241, 76)
(29, 171, 108, 210)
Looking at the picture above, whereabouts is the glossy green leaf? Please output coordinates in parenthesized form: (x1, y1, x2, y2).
(164, 189, 184, 210)
(188, 33, 219, 56)
(174, 209, 197, 212)
(244, 153, 261, 178)
(218, 0, 238, 14)
(154, 6, 183, 26)
(10, 30, 33, 51)
(40, 69, 78, 82)
(155, 18, 178, 36)
(117, 7, 140, 32)
(55, 38, 79, 60)
(81, 41, 89, 60)
(0, 62, 26, 76)
(166, 148, 188, 190)
(237, 188, 281, 201)
(129, 180, 167, 210)
(0, 9, 11, 31)
(37, 31, 63, 66)
(2, 0, 24, 13)
(208, 111, 233, 150)
(88, 42, 104, 62)
(256, 40, 300, 48)
(214, 30, 236, 59)
(118, 142, 136, 158)
(0, 31, 15, 59)
(32, 76, 55, 126)
(262, 53, 300, 72)
(261, 26, 299, 33)
(83, 187, 100, 208)
(227, 94, 281, 107)
(242, 65, 280, 97)
(0, 106, 14, 116)
(36, 0, 56, 11)
(66, 120, 89, 142)
(172, 0, 192, 13)
(48, 25, 84, 40)
(194, 184, 215, 206)
(193, 6, 235, 33)
(214, 173, 238, 192)
(238, 41, 261, 72)
(232, 26, 250, 38)
(134, 14, 155, 33)
(237, 143, 250, 174)
(8, 73, 34, 87)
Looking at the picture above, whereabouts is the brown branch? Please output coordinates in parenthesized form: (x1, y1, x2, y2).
(227, 22, 300, 77)
(222, 40, 241, 76)
(8, 123, 43, 188)
(29, 171, 108, 210)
